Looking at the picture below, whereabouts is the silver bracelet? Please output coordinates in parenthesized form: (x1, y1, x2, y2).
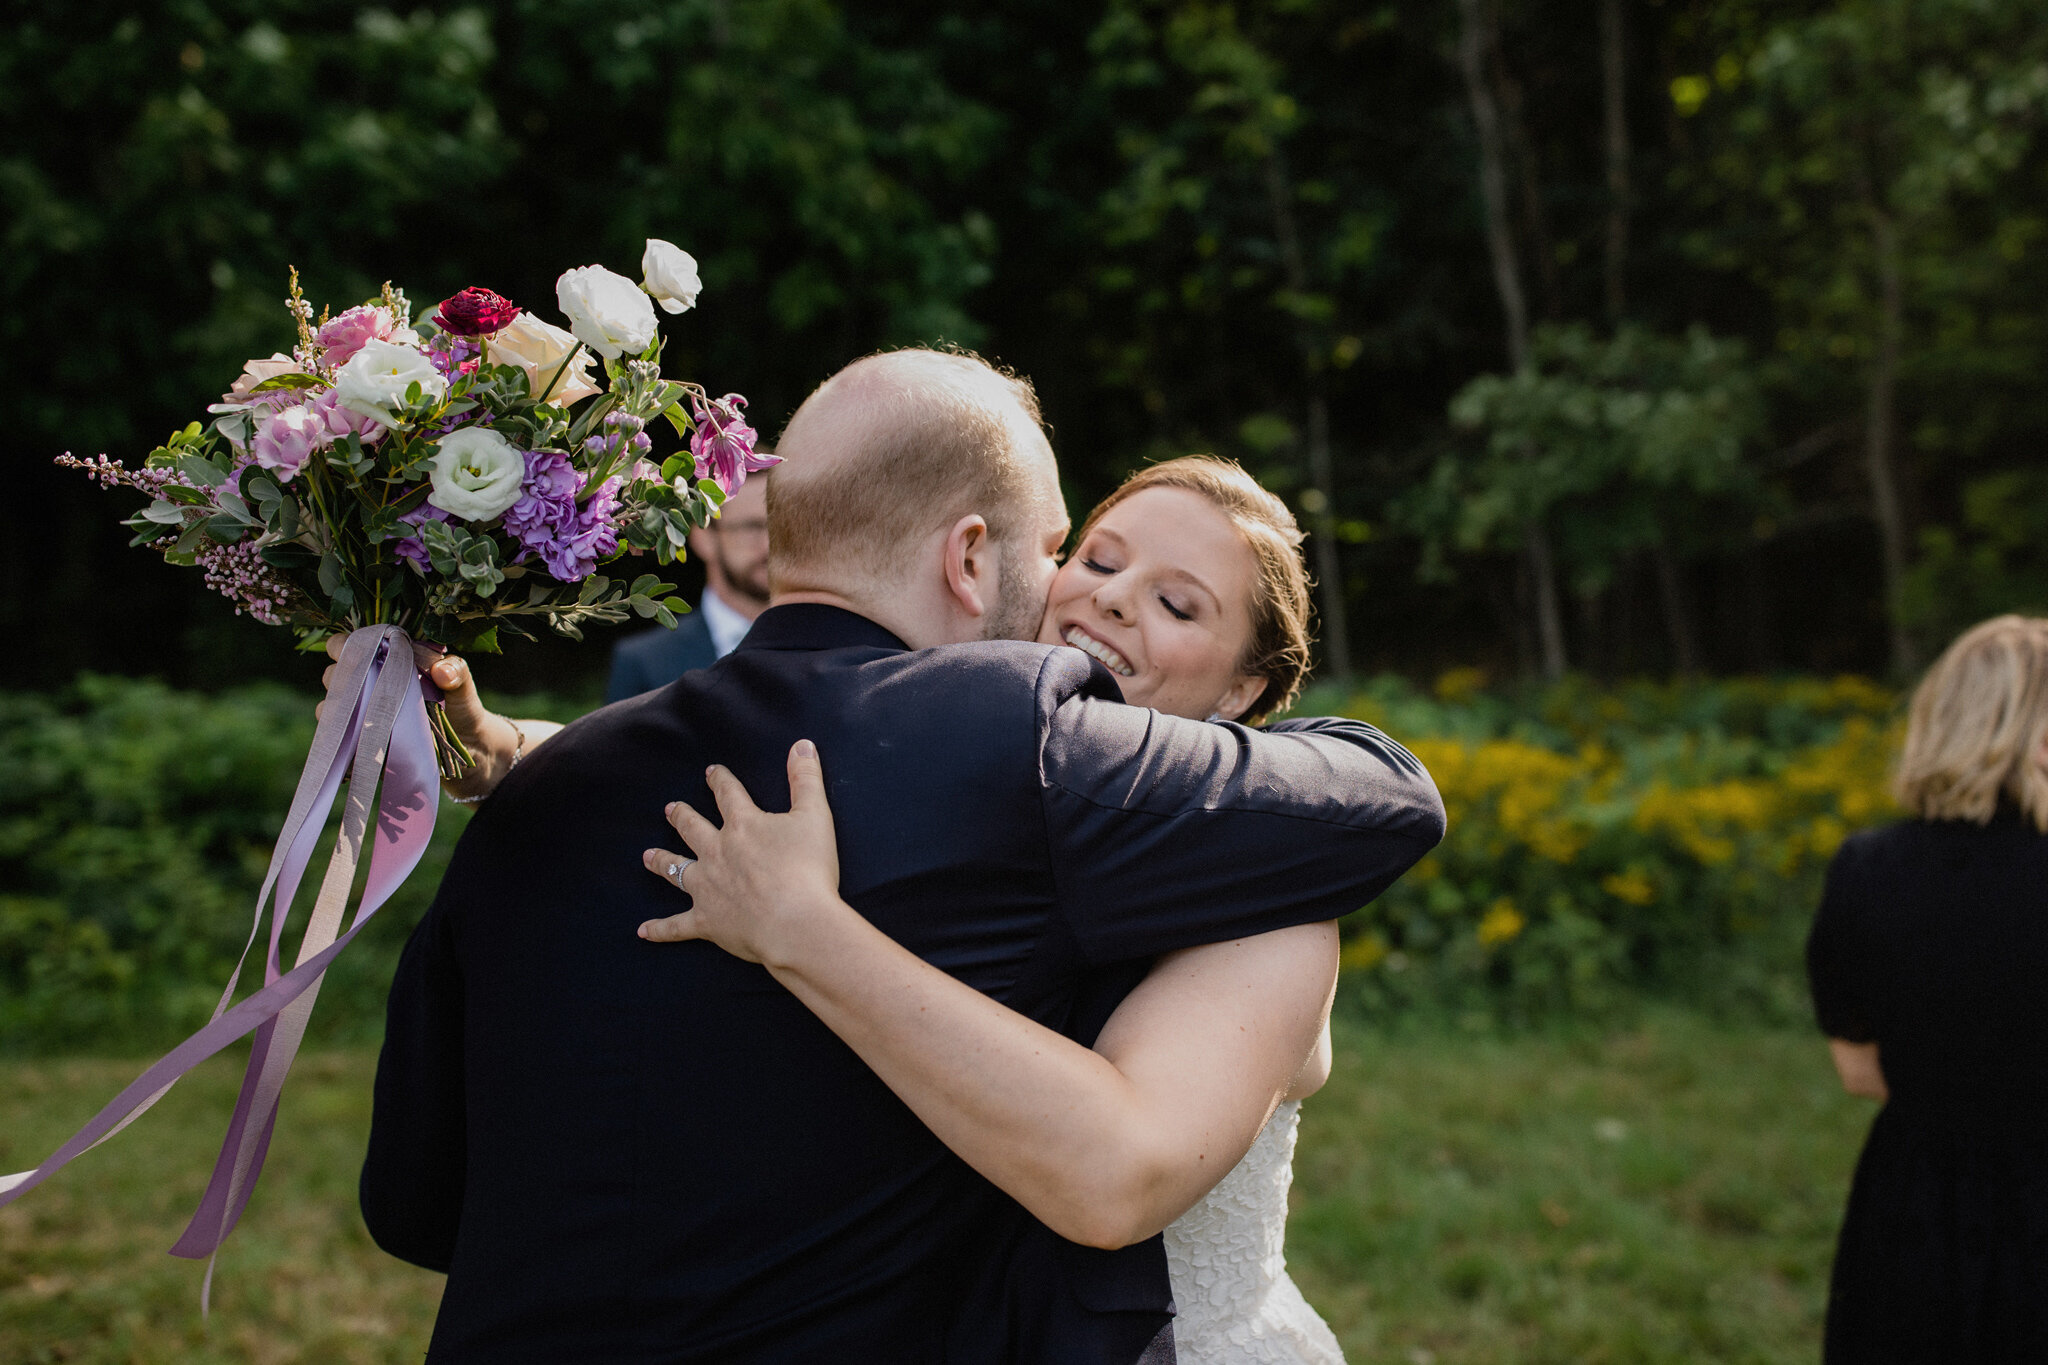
(447, 720, 526, 806)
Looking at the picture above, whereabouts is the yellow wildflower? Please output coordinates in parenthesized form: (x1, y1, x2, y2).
(1600, 869, 1657, 905)
(1339, 932, 1390, 972)
(1433, 666, 1487, 704)
(1476, 898, 1525, 947)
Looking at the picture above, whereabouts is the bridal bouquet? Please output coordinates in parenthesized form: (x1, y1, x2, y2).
(60, 240, 775, 774)
(15, 242, 776, 1300)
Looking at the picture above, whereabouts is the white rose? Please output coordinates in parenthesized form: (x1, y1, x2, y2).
(556, 264, 658, 359)
(488, 311, 601, 406)
(426, 426, 526, 521)
(334, 338, 448, 429)
(641, 239, 702, 315)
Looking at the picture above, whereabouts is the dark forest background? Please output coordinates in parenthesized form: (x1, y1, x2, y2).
(9, 0, 2047, 694)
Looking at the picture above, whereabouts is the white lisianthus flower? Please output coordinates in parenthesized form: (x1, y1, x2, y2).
(556, 264, 658, 359)
(334, 338, 448, 429)
(426, 427, 526, 521)
(489, 311, 601, 406)
(641, 239, 702, 315)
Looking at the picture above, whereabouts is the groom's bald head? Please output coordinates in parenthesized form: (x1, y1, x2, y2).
(766, 349, 1062, 590)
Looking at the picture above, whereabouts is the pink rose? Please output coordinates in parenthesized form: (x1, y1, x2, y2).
(224, 353, 301, 404)
(251, 404, 324, 479)
(315, 305, 396, 368)
(308, 387, 382, 446)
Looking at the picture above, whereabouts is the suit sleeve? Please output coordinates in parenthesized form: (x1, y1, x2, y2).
(359, 895, 467, 1272)
(1037, 654, 1446, 967)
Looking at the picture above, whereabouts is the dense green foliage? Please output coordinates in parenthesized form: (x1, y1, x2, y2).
(10, 1, 2048, 691)
(0, 1013, 1870, 1360)
(0, 679, 589, 1053)
(1325, 670, 1897, 1023)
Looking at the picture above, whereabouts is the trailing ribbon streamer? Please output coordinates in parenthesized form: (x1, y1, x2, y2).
(0, 625, 441, 1301)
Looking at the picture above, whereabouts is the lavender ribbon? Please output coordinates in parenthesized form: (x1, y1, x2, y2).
(0, 625, 440, 1304)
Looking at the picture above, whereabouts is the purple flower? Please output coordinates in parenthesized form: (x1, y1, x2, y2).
(689, 393, 777, 496)
(314, 305, 396, 368)
(503, 448, 622, 581)
(392, 503, 450, 574)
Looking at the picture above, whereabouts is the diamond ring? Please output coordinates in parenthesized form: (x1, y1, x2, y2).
(666, 858, 693, 888)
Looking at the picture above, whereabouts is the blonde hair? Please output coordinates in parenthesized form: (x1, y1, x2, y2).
(1894, 614, 2048, 830)
(1077, 456, 1314, 724)
(767, 349, 1049, 582)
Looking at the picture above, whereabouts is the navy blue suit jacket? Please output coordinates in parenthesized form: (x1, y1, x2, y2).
(360, 605, 1443, 1363)
(607, 609, 718, 702)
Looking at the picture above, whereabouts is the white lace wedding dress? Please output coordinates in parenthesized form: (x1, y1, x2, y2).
(1162, 1100, 1346, 1363)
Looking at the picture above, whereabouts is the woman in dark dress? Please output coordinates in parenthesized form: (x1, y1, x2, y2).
(1808, 614, 2048, 1362)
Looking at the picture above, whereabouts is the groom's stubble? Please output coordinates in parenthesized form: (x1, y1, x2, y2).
(982, 537, 1053, 643)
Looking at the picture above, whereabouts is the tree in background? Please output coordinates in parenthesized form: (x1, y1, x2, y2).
(1409, 323, 1766, 675)
(1679, 0, 2048, 672)
(11, 0, 2048, 689)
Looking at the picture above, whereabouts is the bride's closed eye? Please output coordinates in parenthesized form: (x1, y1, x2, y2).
(1159, 596, 1193, 621)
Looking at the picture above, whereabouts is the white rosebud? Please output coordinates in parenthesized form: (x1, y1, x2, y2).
(641, 239, 702, 315)
(426, 427, 526, 521)
(334, 338, 448, 429)
(556, 264, 658, 360)
(489, 312, 601, 406)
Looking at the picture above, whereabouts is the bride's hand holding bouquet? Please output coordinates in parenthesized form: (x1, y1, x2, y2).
(17, 240, 773, 1288)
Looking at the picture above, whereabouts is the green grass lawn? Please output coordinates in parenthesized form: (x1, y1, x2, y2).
(0, 1009, 1870, 1363)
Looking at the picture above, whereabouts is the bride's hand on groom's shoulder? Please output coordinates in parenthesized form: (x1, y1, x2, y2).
(638, 740, 843, 968)
(315, 638, 527, 803)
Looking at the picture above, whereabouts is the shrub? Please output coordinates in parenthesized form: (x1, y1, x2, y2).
(0, 677, 585, 1053)
(1317, 672, 1901, 1023)
(1, 672, 1898, 1049)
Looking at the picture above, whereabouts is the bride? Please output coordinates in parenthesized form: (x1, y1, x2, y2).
(636, 456, 1351, 1363)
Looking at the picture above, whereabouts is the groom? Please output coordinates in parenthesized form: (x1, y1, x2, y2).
(360, 349, 1443, 1362)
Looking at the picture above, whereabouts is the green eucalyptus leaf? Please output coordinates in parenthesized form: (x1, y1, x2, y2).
(250, 373, 327, 393)
(177, 454, 230, 487)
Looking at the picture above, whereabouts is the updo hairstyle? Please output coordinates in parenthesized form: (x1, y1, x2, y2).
(1076, 456, 1314, 725)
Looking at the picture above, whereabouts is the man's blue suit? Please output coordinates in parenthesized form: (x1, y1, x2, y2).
(607, 610, 718, 702)
(360, 604, 1443, 1363)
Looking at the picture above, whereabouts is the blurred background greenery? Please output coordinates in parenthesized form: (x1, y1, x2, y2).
(11, 0, 2048, 692)
(6, 2, 2045, 1356)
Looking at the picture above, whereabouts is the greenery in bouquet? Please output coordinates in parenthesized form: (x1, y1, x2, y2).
(59, 238, 771, 773)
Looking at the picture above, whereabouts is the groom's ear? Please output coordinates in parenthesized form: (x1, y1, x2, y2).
(940, 513, 994, 621)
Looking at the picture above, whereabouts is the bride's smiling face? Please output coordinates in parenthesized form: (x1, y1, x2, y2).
(1038, 485, 1267, 722)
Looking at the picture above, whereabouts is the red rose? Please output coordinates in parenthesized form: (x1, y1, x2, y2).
(435, 287, 520, 337)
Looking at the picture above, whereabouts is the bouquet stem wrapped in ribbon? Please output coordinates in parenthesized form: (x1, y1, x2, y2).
(14, 242, 773, 1301)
